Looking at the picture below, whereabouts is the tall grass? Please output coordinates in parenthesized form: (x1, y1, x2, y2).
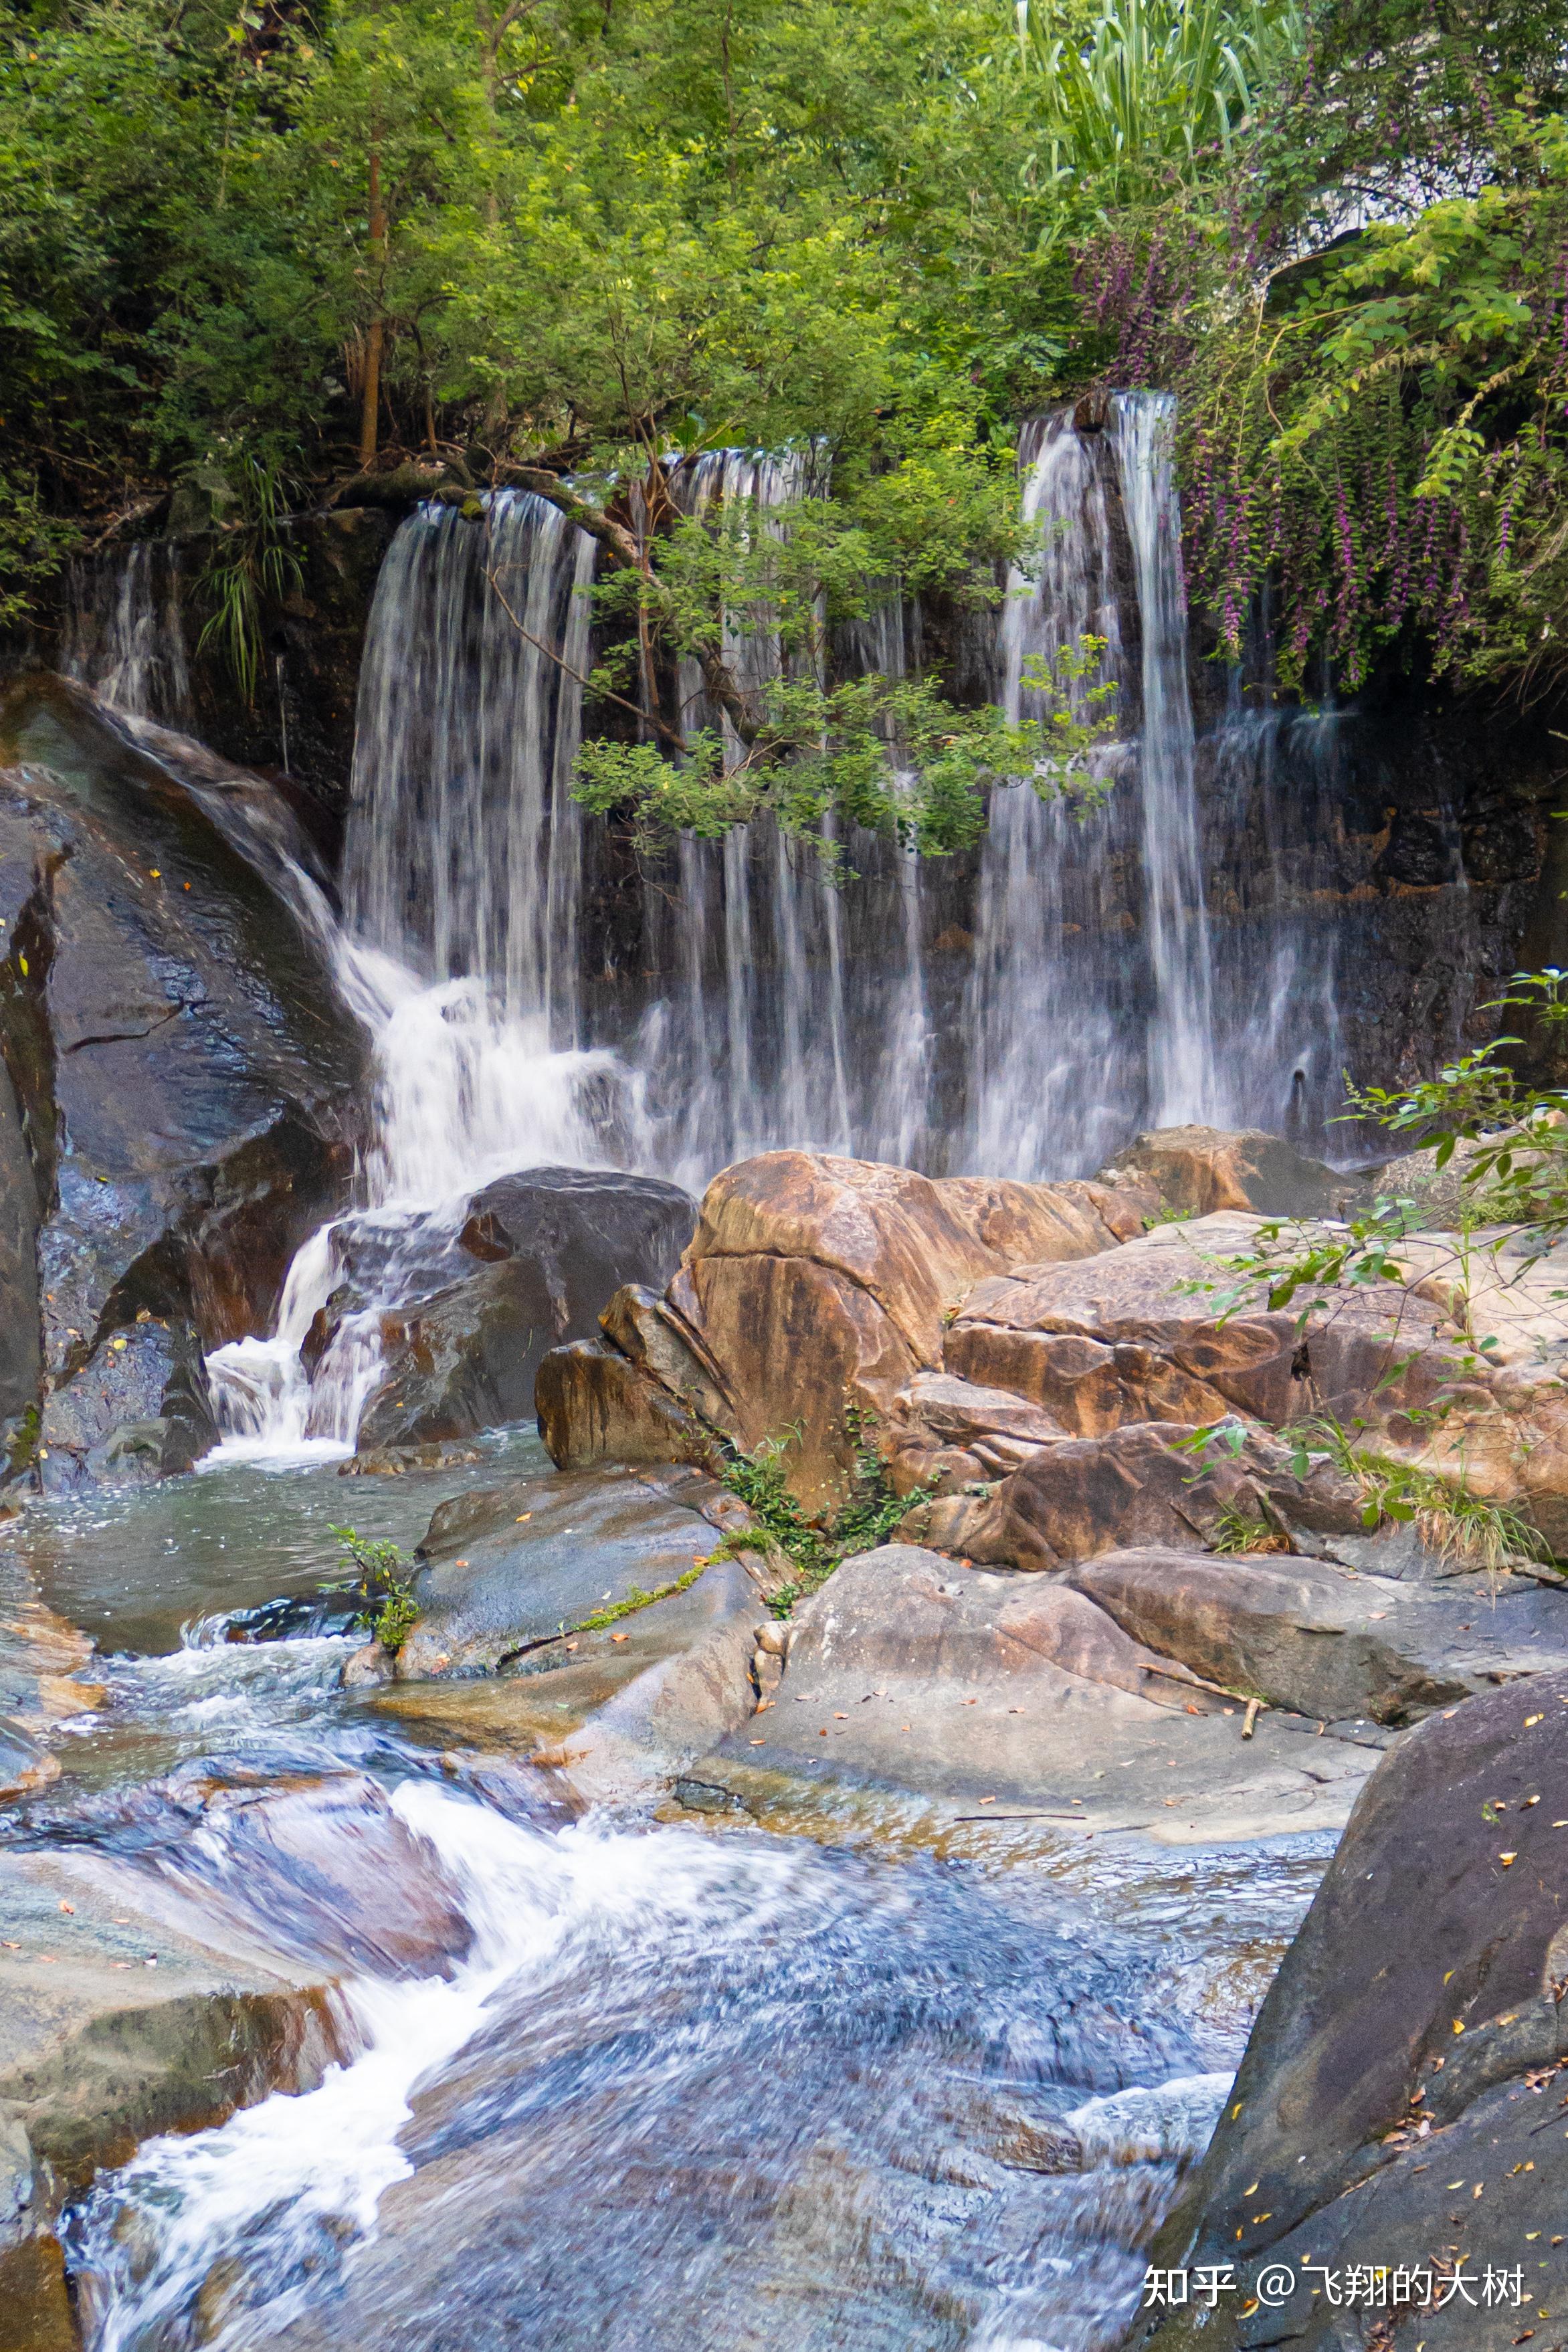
(1015, 0, 1304, 192)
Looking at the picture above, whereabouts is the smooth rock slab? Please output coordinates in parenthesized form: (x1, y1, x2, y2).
(1071, 1545, 1568, 1725)
(707, 1545, 1378, 1842)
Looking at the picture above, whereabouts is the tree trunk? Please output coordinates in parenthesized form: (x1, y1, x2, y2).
(359, 140, 387, 469)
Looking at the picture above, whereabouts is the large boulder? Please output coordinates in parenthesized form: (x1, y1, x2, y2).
(1135, 1672, 1568, 2352)
(395, 1460, 741, 1678)
(35, 1310, 215, 1492)
(536, 1152, 1141, 1508)
(0, 678, 365, 1483)
(343, 1169, 696, 1448)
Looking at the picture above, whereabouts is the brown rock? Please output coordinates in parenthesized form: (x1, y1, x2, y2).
(947, 1218, 1302, 1429)
(947, 1213, 1471, 1440)
(543, 1152, 1135, 1508)
(534, 1338, 722, 1474)
(910, 1420, 1363, 1573)
(677, 1250, 918, 1506)
(597, 1284, 739, 1436)
(1096, 1125, 1350, 1220)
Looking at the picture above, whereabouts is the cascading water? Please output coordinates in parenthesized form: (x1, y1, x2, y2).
(62, 540, 192, 722)
(203, 492, 652, 1465)
(1112, 391, 1219, 1127)
(638, 449, 857, 1177)
(965, 409, 1136, 1177)
(194, 399, 1355, 1462)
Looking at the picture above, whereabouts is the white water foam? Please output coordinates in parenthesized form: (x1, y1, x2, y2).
(70, 1789, 815, 2351)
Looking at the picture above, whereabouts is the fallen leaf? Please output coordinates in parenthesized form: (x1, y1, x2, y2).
(978, 1795, 995, 1805)
(1527, 1714, 1544, 1727)
(58, 1901, 74, 1915)
(1501, 1852, 1518, 1866)
(749, 1739, 765, 1747)
(610, 1631, 628, 1644)
(515, 1513, 531, 1523)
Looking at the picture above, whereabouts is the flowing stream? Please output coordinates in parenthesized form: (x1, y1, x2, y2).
(3, 1452, 1330, 2352)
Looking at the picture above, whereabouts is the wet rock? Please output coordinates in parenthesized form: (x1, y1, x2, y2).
(0, 1579, 102, 1747)
(0, 678, 365, 1482)
(528, 1555, 763, 1803)
(1097, 1125, 1353, 1221)
(538, 1151, 1134, 1508)
(398, 1462, 737, 1678)
(347, 1168, 695, 1449)
(1070, 1545, 1568, 1724)
(0, 1846, 347, 2333)
(0, 1717, 58, 1800)
(912, 1420, 1363, 1573)
(337, 1440, 484, 1476)
(35, 1312, 215, 1492)
(1135, 1670, 1568, 2352)
(705, 1544, 1378, 1838)
(147, 1772, 474, 1978)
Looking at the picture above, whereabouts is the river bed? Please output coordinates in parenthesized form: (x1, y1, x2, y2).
(1, 1446, 1333, 2352)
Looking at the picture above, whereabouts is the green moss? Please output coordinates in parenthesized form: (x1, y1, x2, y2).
(576, 1563, 708, 1632)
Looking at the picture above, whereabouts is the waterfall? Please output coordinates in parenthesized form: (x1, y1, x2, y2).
(203, 492, 651, 1465)
(965, 411, 1137, 1177)
(1111, 391, 1218, 1124)
(641, 449, 857, 1180)
(199, 405, 1355, 1465)
(62, 541, 191, 722)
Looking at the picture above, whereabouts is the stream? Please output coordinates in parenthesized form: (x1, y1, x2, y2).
(2, 1442, 1331, 2352)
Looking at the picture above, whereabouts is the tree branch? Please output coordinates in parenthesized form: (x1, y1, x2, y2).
(484, 565, 688, 751)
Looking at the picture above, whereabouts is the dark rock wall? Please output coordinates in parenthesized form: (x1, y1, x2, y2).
(23, 505, 1568, 1112)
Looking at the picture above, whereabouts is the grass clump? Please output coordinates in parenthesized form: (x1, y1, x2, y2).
(1209, 1500, 1290, 1555)
(1281, 1419, 1554, 1578)
(719, 1413, 929, 1619)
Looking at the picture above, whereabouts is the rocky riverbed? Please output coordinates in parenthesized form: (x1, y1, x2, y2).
(4, 682, 1568, 2349)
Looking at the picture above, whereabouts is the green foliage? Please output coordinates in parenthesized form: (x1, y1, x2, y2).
(194, 456, 302, 702)
(330, 1523, 421, 1651)
(719, 1412, 929, 1616)
(1279, 1417, 1554, 1573)
(1016, 0, 1304, 197)
(572, 634, 1118, 866)
(1208, 1499, 1288, 1553)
